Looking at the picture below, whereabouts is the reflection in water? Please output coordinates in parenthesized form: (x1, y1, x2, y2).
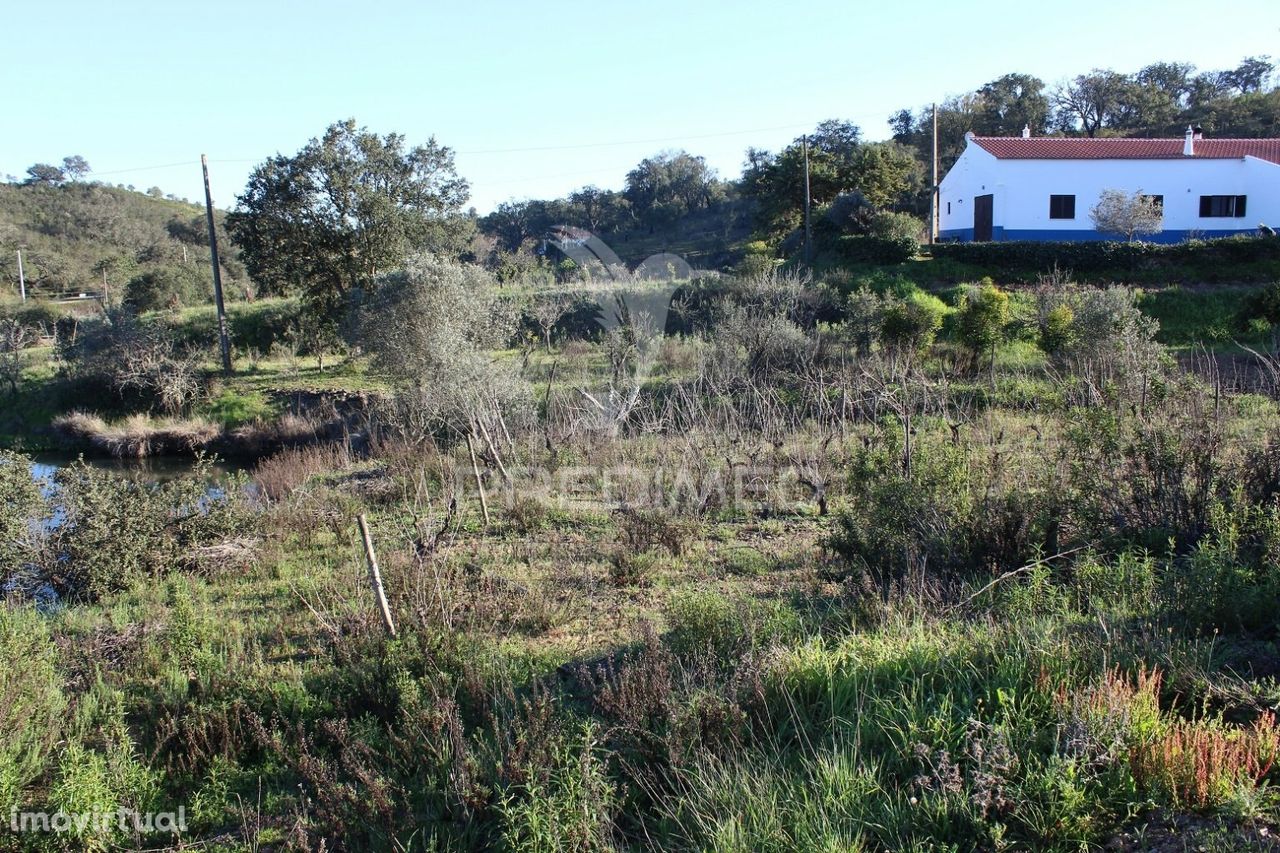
(30, 453, 248, 484)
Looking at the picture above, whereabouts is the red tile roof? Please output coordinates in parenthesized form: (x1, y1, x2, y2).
(971, 136, 1280, 165)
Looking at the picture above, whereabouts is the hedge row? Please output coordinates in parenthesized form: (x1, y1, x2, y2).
(834, 235, 918, 265)
(930, 235, 1280, 278)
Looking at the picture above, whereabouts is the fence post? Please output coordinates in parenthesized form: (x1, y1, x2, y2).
(356, 514, 397, 637)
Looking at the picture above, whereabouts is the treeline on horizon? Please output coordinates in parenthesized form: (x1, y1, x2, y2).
(482, 55, 1280, 264)
(1, 54, 1277, 303)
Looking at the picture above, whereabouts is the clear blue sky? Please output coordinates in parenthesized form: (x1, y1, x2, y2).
(2, 0, 1276, 212)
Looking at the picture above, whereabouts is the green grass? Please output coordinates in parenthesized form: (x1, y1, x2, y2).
(6, 263, 1280, 848)
(1137, 285, 1263, 348)
(6, 359, 1280, 849)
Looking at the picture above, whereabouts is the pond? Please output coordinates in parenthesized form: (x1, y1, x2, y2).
(29, 452, 252, 485)
(7, 453, 257, 612)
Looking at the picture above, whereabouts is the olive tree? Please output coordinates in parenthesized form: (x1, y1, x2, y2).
(1050, 286, 1168, 403)
(528, 292, 574, 352)
(353, 255, 530, 443)
(1090, 189, 1163, 241)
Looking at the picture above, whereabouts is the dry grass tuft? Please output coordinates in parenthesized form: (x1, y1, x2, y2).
(179, 537, 261, 576)
(252, 442, 353, 502)
(52, 411, 219, 458)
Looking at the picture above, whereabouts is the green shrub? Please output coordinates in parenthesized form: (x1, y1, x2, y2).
(1238, 280, 1280, 331)
(1168, 498, 1280, 635)
(881, 291, 947, 353)
(0, 451, 43, 572)
(1071, 550, 1159, 615)
(496, 722, 617, 853)
(0, 605, 65, 808)
(53, 460, 174, 600)
(1039, 303, 1076, 354)
(829, 428, 1050, 581)
(0, 300, 66, 337)
(835, 234, 917, 264)
(955, 280, 1011, 369)
(203, 388, 276, 426)
(124, 265, 212, 312)
(666, 589, 799, 658)
(722, 546, 770, 577)
(52, 457, 256, 602)
(48, 693, 161, 851)
(735, 241, 780, 278)
(868, 211, 925, 243)
(609, 548, 661, 586)
(164, 297, 305, 353)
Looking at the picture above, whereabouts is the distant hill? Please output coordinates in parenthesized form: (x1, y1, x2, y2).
(0, 181, 245, 303)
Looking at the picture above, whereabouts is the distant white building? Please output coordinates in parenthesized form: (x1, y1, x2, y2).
(938, 127, 1280, 243)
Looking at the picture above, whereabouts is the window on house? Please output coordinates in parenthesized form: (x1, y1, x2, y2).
(1199, 195, 1247, 217)
(1049, 195, 1075, 219)
(947, 202, 951, 215)
(1142, 194, 1164, 211)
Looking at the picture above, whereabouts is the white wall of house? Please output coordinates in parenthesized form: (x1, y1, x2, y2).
(939, 140, 1280, 241)
(938, 142, 997, 237)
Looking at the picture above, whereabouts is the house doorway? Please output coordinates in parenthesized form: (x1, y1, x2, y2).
(974, 194, 993, 242)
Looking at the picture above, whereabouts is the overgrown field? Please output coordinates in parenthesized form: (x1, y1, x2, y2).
(4, 264, 1280, 851)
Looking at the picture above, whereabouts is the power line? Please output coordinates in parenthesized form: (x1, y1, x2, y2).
(68, 110, 899, 180)
(88, 160, 199, 177)
(454, 121, 821, 155)
(484, 163, 637, 188)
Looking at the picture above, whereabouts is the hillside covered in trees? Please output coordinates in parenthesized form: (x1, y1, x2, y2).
(0, 178, 245, 310)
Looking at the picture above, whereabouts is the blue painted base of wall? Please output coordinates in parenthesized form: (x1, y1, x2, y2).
(938, 227, 1256, 244)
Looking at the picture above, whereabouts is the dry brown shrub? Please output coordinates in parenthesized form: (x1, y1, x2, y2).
(253, 443, 352, 503)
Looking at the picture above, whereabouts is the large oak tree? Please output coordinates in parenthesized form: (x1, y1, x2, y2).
(227, 119, 470, 317)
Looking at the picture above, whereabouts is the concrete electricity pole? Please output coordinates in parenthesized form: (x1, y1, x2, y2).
(16, 250, 26, 302)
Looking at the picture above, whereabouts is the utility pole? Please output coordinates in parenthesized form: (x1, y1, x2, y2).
(16, 250, 26, 302)
(930, 103, 939, 244)
(802, 134, 813, 265)
(201, 154, 232, 375)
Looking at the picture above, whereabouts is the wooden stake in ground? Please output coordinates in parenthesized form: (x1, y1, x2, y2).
(356, 514, 397, 637)
(465, 430, 491, 526)
(200, 154, 233, 376)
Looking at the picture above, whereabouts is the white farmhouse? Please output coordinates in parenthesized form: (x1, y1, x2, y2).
(938, 127, 1280, 243)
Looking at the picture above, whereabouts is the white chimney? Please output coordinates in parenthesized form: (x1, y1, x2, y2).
(1021, 124, 1031, 139)
(1183, 125, 1195, 156)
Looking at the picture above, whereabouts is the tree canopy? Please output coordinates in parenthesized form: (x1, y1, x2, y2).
(24, 164, 66, 186)
(892, 56, 1279, 175)
(623, 151, 722, 231)
(226, 118, 470, 317)
(743, 121, 920, 236)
